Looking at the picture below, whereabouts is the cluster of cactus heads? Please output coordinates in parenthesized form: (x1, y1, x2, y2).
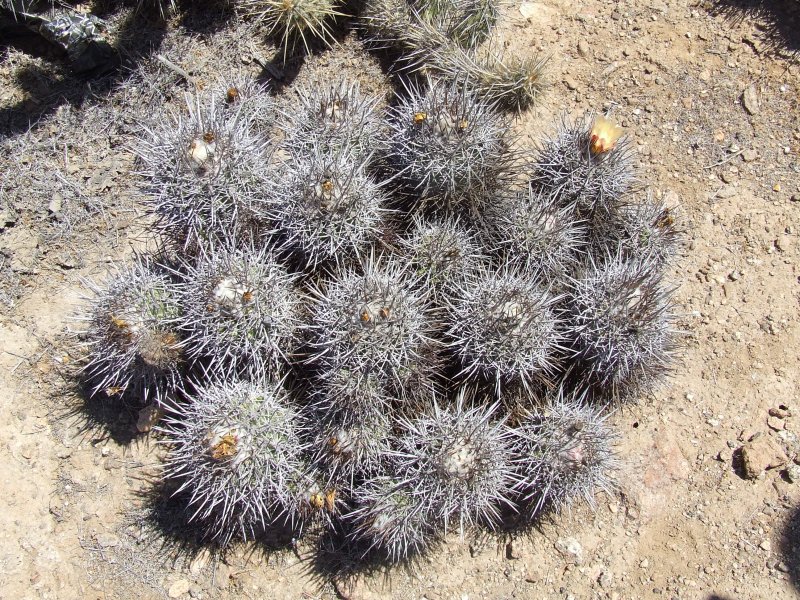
(75, 0, 683, 567)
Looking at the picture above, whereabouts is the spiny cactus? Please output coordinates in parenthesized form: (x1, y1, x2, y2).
(392, 392, 516, 534)
(361, 0, 547, 110)
(593, 193, 682, 268)
(411, 0, 500, 49)
(159, 379, 308, 544)
(311, 406, 393, 487)
(445, 264, 564, 394)
(307, 256, 439, 402)
(530, 113, 636, 218)
(280, 81, 387, 162)
(136, 91, 271, 253)
(289, 465, 342, 528)
(514, 390, 618, 514)
(400, 214, 484, 297)
(264, 144, 391, 270)
(347, 475, 439, 561)
(175, 242, 303, 382)
(485, 187, 586, 284)
(565, 252, 678, 401)
(386, 79, 513, 215)
(212, 77, 276, 132)
(238, 0, 343, 54)
(80, 258, 182, 405)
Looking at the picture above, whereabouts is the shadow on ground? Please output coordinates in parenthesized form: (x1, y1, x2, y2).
(711, 0, 800, 55)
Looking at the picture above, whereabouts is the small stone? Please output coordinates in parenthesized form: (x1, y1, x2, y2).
(742, 148, 757, 162)
(95, 532, 119, 548)
(786, 464, 800, 483)
(760, 540, 772, 552)
(48, 194, 63, 214)
(767, 417, 785, 432)
(775, 236, 791, 252)
(740, 436, 789, 479)
(578, 40, 590, 57)
(137, 405, 163, 433)
(716, 185, 737, 199)
(168, 579, 191, 598)
(773, 183, 781, 193)
(717, 448, 732, 462)
(564, 77, 578, 91)
(699, 69, 711, 82)
(640, 558, 649, 569)
(742, 86, 759, 115)
(555, 537, 584, 564)
(519, 2, 544, 19)
(769, 406, 790, 418)
(681, 97, 693, 109)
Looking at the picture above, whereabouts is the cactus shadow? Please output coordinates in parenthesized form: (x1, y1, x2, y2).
(778, 502, 800, 591)
(302, 519, 431, 592)
(711, 0, 800, 55)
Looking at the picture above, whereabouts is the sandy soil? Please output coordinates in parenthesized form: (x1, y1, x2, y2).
(1, 0, 800, 598)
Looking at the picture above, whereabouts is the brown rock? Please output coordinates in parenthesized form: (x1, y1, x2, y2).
(742, 86, 759, 115)
(767, 416, 785, 432)
(741, 436, 788, 479)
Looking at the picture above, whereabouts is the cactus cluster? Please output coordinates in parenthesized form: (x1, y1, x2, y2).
(76, 1, 682, 567)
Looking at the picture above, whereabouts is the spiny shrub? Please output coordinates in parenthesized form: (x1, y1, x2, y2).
(238, 0, 343, 53)
(347, 474, 438, 561)
(159, 379, 309, 544)
(530, 113, 636, 218)
(175, 242, 303, 382)
(514, 390, 618, 514)
(136, 91, 271, 253)
(445, 264, 563, 394)
(386, 79, 513, 215)
(265, 144, 391, 270)
(80, 258, 182, 406)
(565, 252, 678, 401)
(280, 81, 387, 162)
(485, 187, 586, 284)
(400, 214, 483, 297)
(307, 256, 439, 402)
(392, 392, 515, 533)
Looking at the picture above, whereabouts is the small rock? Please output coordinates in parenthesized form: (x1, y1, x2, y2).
(95, 532, 119, 548)
(699, 69, 711, 82)
(767, 417, 785, 432)
(775, 236, 791, 253)
(786, 464, 800, 483)
(742, 86, 759, 115)
(168, 579, 191, 598)
(740, 436, 789, 479)
(137, 405, 163, 433)
(778, 562, 790, 573)
(640, 558, 649, 569)
(717, 448, 732, 462)
(577, 40, 590, 57)
(564, 77, 578, 91)
(48, 194, 63, 215)
(769, 406, 790, 419)
(519, 2, 544, 19)
(555, 537, 584, 564)
(190, 548, 212, 575)
(716, 185, 737, 199)
(760, 539, 772, 552)
(742, 148, 758, 162)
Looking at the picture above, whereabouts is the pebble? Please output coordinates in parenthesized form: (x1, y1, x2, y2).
(742, 86, 759, 115)
(740, 436, 788, 479)
(716, 185, 737, 199)
(564, 77, 579, 91)
(742, 148, 758, 162)
(769, 406, 790, 419)
(48, 194, 63, 215)
(555, 537, 584, 564)
(717, 448, 732, 462)
(168, 579, 191, 598)
(95, 532, 119, 548)
(760, 540, 772, 552)
(578, 40, 590, 57)
(786, 464, 800, 483)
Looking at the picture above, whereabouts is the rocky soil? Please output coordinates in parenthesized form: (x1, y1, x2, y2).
(1, 0, 799, 598)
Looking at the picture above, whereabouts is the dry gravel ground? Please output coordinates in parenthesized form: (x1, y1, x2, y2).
(1, 0, 800, 598)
